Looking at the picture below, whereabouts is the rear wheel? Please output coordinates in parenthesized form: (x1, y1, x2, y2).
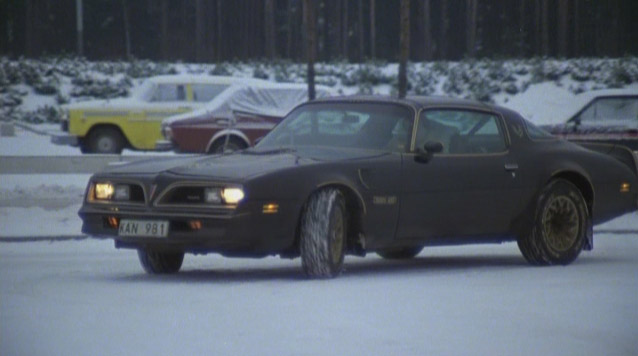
(209, 136, 247, 154)
(86, 127, 125, 154)
(300, 189, 347, 278)
(377, 246, 423, 259)
(518, 179, 589, 266)
(137, 249, 184, 274)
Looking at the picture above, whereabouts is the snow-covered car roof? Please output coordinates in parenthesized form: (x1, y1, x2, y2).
(146, 74, 268, 86)
(62, 75, 271, 110)
(504, 84, 638, 125)
(164, 82, 337, 125)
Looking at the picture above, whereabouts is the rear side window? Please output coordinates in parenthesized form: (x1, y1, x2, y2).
(576, 97, 638, 123)
(192, 84, 230, 102)
(417, 110, 507, 154)
(151, 84, 186, 102)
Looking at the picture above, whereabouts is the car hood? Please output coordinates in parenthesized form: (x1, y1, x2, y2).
(101, 147, 389, 181)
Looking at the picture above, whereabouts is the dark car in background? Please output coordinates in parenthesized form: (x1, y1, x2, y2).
(79, 96, 638, 278)
(543, 90, 638, 150)
(159, 82, 334, 153)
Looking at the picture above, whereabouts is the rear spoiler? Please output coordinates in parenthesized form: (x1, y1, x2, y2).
(578, 142, 638, 176)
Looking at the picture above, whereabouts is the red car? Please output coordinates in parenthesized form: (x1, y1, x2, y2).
(160, 83, 334, 153)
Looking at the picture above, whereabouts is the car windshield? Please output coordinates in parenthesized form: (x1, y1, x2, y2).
(255, 102, 415, 153)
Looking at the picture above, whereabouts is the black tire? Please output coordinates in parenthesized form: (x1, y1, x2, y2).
(86, 127, 125, 154)
(209, 137, 247, 154)
(137, 249, 184, 274)
(518, 179, 589, 266)
(300, 189, 347, 278)
(377, 246, 423, 260)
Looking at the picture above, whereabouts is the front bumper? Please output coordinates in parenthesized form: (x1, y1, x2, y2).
(79, 200, 301, 256)
(154, 139, 174, 151)
(51, 133, 79, 146)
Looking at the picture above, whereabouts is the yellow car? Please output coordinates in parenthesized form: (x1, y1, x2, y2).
(52, 75, 266, 153)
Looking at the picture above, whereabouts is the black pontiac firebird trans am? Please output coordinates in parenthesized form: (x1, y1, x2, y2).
(79, 96, 638, 278)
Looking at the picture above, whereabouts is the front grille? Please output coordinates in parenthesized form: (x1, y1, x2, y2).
(162, 186, 208, 205)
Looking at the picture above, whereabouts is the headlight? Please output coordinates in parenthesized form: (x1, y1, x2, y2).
(204, 187, 222, 204)
(162, 124, 173, 140)
(92, 183, 132, 201)
(221, 187, 244, 204)
(114, 185, 130, 200)
(95, 183, 114, 200)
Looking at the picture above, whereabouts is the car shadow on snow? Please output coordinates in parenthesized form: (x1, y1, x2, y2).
(98, 251, 612, 283)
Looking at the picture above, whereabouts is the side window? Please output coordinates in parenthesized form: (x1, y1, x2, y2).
(192, 84, 230, 102)
(151, 84, 186, 102)
(577, 97, 638, 123)
(417, 110, 507, 154)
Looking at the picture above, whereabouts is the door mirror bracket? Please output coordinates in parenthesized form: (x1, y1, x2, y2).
(415, 141, 443, 163)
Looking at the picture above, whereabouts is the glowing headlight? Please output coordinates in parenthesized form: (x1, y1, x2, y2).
(95, 183, 114, 200)
(222, 187, 244, 204)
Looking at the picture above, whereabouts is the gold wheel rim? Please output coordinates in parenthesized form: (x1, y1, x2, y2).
(542, 196, 579, 252)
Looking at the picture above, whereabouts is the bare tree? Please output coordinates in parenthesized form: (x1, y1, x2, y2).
(75, 0, 83, 56)
(422, 0, 432, 60)
(518, 0, 526, 56)
(195, 0, 205, 61)
(369, 0, 376, 59)
(573, 0, 580, 56)
(557, 0, 568, 57)
(122, 0, 131, 59)
(439, 0, 449, 59)
(265, 0, 276, 58)
(303, 0, 316, 100)
(160, 0, 169, 59)
(358, 0, 365, 60)
(398, 0, 409, 99)
(216, 0, 223, 61)
(466, 0, 478, 57)
(541, 0, 549, 56)
(342, 0, 349, 60)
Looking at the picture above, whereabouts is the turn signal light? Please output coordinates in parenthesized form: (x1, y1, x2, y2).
(262, 203, 279, 214)
(620, 182, 631, 193)
(188, 220, 202, 231)
(107, 216, 119, 229)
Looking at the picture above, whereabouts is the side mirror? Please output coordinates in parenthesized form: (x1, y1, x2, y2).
(415, 141, 443, 163)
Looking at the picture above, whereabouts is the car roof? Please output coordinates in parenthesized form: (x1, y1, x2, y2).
(311, 95, 494, 111)
(147, 75, 268, 85)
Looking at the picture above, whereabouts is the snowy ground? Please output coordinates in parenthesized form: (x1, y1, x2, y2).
(1, 72, 638, 355)
(2, 235, 638, 356)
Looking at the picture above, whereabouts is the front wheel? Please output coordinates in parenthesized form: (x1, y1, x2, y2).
(137, 249, 184, 274)
(300, 189, 347, 278)
(518, 179, 589, 266)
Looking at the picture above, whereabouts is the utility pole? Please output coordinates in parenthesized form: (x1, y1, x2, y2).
(398, 0, 410, 99)
(303, 0, 316, 100)
(76, 0, 83, 56)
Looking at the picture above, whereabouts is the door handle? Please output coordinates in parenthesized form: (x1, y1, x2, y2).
(504, 163, 519, 171)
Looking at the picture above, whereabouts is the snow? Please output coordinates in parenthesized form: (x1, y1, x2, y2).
(2, 59, 638, 355)
(1, 236, 638, 355)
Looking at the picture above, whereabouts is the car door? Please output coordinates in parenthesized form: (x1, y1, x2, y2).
(396, 108, 521, 242)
